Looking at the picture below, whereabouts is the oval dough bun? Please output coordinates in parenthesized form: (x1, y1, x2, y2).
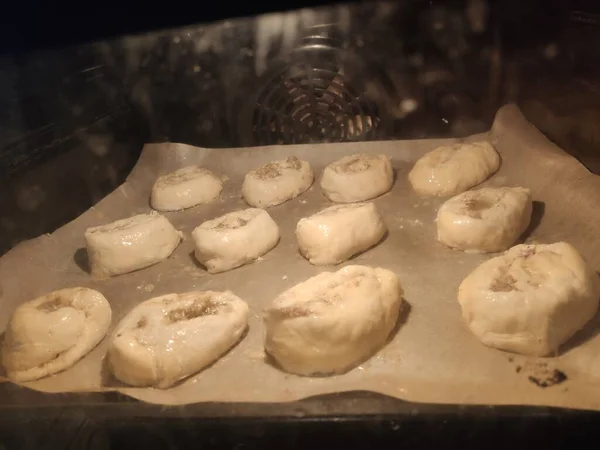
(437, 187, 532, 253)
(409, 141, 500, 197)
(108, 291, 249, 388)
(2, 287, 112, 381)
(151, 166, 223, 211)
(320, 153, 393, 203)
(85, 212, 182, 278)
(458, 242, 599, 356)
(296, 202, 386, 265)
(264, 265, 403, 376)
(192, 208, 280, 273)
(242, 156, 313, 208)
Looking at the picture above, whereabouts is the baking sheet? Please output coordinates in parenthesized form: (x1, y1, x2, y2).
(2, 104, 600, 409)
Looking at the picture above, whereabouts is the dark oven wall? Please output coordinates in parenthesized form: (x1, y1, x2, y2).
(0, 0, 598, 255)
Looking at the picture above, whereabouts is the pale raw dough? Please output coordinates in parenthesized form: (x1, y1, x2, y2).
(437, 187, 533, 253)
(320, 153, 393, 203)
(85, 212, 182, 278)
(192, 208, 279, 273)
(242, 156, 313, 207)
(458, 242, 599, 356)
(296, 202, 386, 265)
(108, 291, 249, 388)
(151, 166, 223, 211)
(2, 287, 112, 382)
(409, 141, 500, 197)
(264, 265, 403, 375)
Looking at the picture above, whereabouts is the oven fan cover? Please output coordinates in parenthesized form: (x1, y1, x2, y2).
(238, 40, 392, 146)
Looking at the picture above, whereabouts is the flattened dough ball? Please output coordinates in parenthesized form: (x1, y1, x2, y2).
(437, 187, 532, 253)
(2, 288, 112, 382)
(151, 166, 223, 212)
(409, 141, 500, 197)
(296, 202, 386, 265)
(242, 156, 313, 207)
(108, 291, 249, 388)
(320, 153, 393, 203)
(192, 208, 279, 273)
(85, 212, 182, 278)
(458, 242, 599, 356)
(264, 265, 403, 375)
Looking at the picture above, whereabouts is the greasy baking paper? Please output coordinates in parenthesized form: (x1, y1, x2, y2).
(2, 105, 600, 409)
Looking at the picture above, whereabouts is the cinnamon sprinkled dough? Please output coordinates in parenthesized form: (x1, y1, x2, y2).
(264, 265, 403, 375)
(242, 156, 313, 207)
(409, 141, 500, 197)
(320, 154, 393, 203)
(3, 287, 112, 381)
(108, 291, 248, 388)
(458, 242, 599, 356)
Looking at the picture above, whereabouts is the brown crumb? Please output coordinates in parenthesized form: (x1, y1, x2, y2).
(528, 369, 567, 388)
(515, 365, 522, 373)
(523, 361, 568, 388)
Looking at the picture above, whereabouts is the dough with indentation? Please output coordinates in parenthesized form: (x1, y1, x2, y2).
(242, 156, 313, 207)
(296, 202, 386, 265)
(437, 187, 532, 253)
(192, 208, 279, 273)
(320, 153, 393, 203)
(264, 265, 403, 375)
(85, 212, 182, 278)
(409, 141, 500, 197)
(458, 242, 599, 356)
(2, 287, 112, 381)
(108, 291, 249, 388)
(151, 166, 223, 212)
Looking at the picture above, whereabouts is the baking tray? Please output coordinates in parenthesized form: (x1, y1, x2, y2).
(2, 105, 600, 447)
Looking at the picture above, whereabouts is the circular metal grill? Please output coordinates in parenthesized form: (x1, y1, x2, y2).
(239, 39, 391, 146)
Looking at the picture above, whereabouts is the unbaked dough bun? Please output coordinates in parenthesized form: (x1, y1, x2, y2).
(320, 153, 393, 203)
(192, 208, 279, 273)
(409, 141, 500, 197)
(264, 265, 403, 376)
(2, 287, 112, 382)
(296, 202, 386, 265)
(151, 166, 223, 212)
(458, 242, 599, 356)
(437, 187, 532, 253)
(85, 212, 182, 278)
(242, 156, 313, 208)
(108, 291, 249, 388)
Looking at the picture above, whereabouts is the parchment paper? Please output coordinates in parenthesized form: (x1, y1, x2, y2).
(2, 104, 600, 409)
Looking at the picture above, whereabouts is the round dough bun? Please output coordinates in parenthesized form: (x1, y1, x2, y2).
(151, 166, 223, 212)
(192, 208, 280, 273)
(437, 187, 532, 253)
(264, 265, 403, 376)
(320, 153, 393, 203)
(458, 242, 599, 356)
(409, 141, 500, 197)
(2, 287, 112, 382)
(296, 202, 386, 265)
(85, 212, 182, 278)
(108, 291, 249, 388)
(242, 156, 314, 208)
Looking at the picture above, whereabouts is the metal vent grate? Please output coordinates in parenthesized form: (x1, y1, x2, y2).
(239, 34, 391, 146)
